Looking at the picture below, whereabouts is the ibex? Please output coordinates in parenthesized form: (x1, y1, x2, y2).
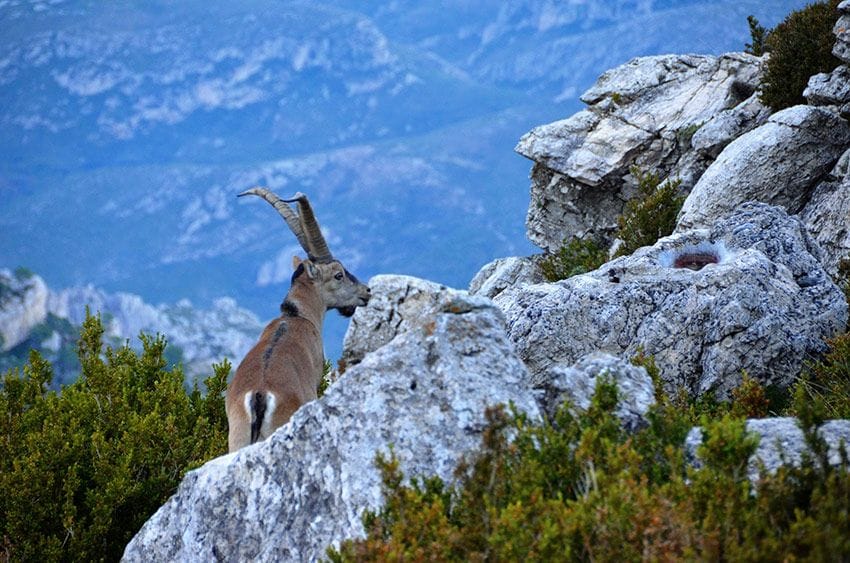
(226, 188, 371, 452)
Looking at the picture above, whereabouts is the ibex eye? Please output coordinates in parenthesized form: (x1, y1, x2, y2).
(334, 272, 344, 280)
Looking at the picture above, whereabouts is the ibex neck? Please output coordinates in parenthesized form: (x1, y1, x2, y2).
(283, 278, 325, 328)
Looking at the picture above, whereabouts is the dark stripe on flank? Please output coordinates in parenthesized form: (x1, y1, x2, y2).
(250, 391, 266, 444)
(263, 320, 288, 367)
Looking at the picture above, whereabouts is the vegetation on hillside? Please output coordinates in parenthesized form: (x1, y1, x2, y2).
(0, 313, 229, 562)
(756, 0, 842, 111)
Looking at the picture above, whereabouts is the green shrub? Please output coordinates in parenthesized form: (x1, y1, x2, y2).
(759, 0, 842, 111)
(744, 15, 769, 56)
(539, 237, 608, 282)
(615, 167, 684, 258)
(330, 376, 850, 561)
(793, 332, 850, 419)
(0, 312, 229, 562)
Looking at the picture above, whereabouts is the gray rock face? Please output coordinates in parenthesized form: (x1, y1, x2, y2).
(801, 158, 850, 278)
(534, 353, 655, 432)
(469, 255, 545, 300)
(340, 275, 454, 368)
(834, 2, 850, 64)
(516, 53, 763, 252)
(685, 418, 850, 482)
(690, 93, 771, 159)
(677, 106, 850, 231)
(0, 269, 48, 352)
(123, 291, 540, 562)
(497, 203, 847, 399)
(805, 65, 850, 107)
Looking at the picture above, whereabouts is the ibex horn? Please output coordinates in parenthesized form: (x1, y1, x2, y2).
(282, 192, 333, 263)
(237, 187, 312, 256)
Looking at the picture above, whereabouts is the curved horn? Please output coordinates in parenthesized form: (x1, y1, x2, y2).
(282, 192, 333, 263)
(237, 187, 311, 253)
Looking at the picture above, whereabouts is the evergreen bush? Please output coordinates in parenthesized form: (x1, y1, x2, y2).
(759, 0, 842, 111)
(0, 312, 229, 562)
(539, 237, 608, 282)
(614, 167, 684, 258)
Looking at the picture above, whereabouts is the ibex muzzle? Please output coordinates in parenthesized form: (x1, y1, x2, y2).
(226, 188, 370, 452)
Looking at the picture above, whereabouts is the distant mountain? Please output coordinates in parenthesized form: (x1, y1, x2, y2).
(0, 268, 263, 387)
(0, 0, 809, 360)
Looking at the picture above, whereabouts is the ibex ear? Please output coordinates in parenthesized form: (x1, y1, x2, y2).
(292, 256, 302, 269)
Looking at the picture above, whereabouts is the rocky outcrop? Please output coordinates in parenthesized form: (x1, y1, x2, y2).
(801, 151, 850, 277)
(677, 106, 850, 231)
(340, 275, 456, 368)
(516, 53, 764, 252)
(468, 255, 545, 300)
(533, 353, 655, 432)
(0, 269, 48, 352)
(123, 291, 540, 562)
(497, 203, 847, 399)
(804, 65, 850, 108)
(833, 1, 850, 65)
(690, 93, 771, 159)
(685, 418, 850, 482)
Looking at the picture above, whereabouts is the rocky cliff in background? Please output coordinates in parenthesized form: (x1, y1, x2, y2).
(0, 268, 263, 385)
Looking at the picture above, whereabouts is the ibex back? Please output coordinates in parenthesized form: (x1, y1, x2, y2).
(226, 188, 370, 452)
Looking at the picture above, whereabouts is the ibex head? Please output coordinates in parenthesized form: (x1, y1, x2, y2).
(238, 187, 371, 317)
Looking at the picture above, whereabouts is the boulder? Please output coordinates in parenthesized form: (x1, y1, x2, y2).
(834, 1, 850, 64)
(801, 152, 850, 277)
(123, 291, 540, 562)
(690, 93, 771, 158)
(469, 255, 545, 300)
(804, 65, 850, 107)
(677, 106, 850, 231)
(534, 353, 655, 432)
(340, 275, 455, 368)
(685, 418, 850, 482)
(516, 53, 764, 252)
(496, 203, 847, 399)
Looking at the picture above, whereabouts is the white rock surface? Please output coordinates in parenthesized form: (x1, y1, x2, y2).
(468, 255, 545, 300)
(497, 203, 847, 399)
(802, 154, 850, 277)
(340, 275, 454, 368)
(805, 65, 850, 107)
(677, 106, 850, 231)
(123, 290, 540, 562)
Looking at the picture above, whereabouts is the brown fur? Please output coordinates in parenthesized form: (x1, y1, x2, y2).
(226, 257, 369, 452)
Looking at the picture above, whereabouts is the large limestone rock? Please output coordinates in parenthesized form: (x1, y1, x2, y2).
(534, 353, 655, 432)
(801, 151, 850, 277)
(516, 53, 764, 252)
(468, 255, 545, 300)
(0, 269, 48, 352)
(686, 418, 850, 482)
(496, 203, 848, 399)
(677, 106, 850, 231)
(123, 291, 540, 562)
(340, 275, 455, 368)
(804, 65, 850, 108)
